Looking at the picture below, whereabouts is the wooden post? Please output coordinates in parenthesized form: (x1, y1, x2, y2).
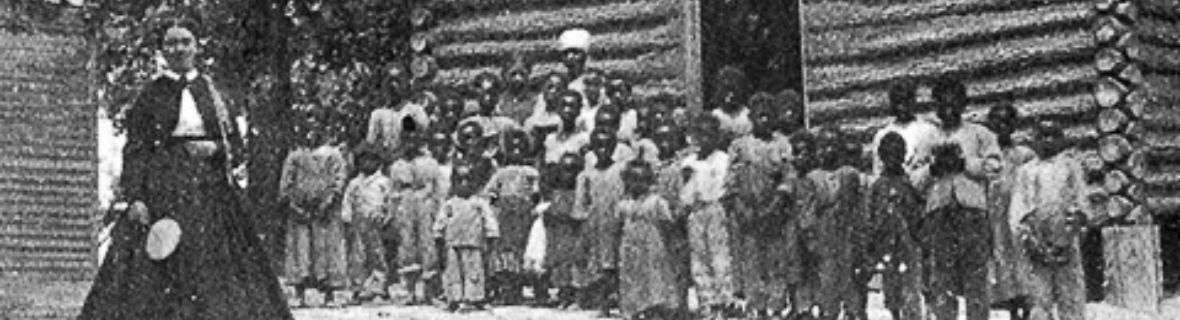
(683, 0, 703, 114)
(1103, 226, 1162, 313)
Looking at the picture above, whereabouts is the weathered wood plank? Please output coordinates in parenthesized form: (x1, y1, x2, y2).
(806, 1, 1090, 64)
(434, 23, 681, 70)
(802, 0, 1088, 32)
(431, 0, 678, 45)
(1103, 225, 1163, 313)
(683, 0, 703, 113)
(806, 29, 1092, 95)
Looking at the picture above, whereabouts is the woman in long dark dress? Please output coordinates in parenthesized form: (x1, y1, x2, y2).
(78, 22, 292, 320)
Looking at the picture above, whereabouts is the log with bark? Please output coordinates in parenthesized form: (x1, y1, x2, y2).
(1123, 37, 1180, 73)
(1138, 94, 1180, 131)
(1108, 194, 1136, 218)
(1093, 16, 1132, 46)
(431, 0, 677, 45)
(1096, 47, 1127, 74)
(1136, 0, 1180, 20)
(1126, 149, 1150, 181)
(1114, 1, 1139, 22)
(1143, 169, 1180, 191)
(805, 1, 1090, 64)
(806, 29, 1092, 94)
(1094, 0, 1121, 13)
(1141, 131, 1180, 149)
(1145, 196, 1180, 217)
(1118, 63, 1145, 87)
(1136, 15, 1180, 48)
(1100, 108, 1130, 133)
(1106, 169, 1131, 193)
(1096, 76, 1129, 108)
(1101, 134, 1133, 163)
(802, 0, 1087, 33)
(433, 24, 680, 70)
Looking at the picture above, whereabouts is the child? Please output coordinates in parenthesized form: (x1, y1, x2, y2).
(538, 152, 589, 308)
(768, 130, 821, 319)
(279, 124, 350, 308)
(808, 127, 866, 320)
(399, 119, 450, 305)
(483, 130, 542, 305)
(499, 56, 538, 125)
(342, 143, 395, 304)
(543, 90, 591, 165)
(386, 121, 425, 305)
(861, 132, 925, 320)
(710, 66, 753, 137)
(618, 157, 679, 319)
(648, 121, 691, 308)
(726, 98, 787, 318)
(681, 114, 737, 317)
(433, 160, 501, 312)
(573, 68, 607, 133)
(585, 103, 634, 168)
(574, 127, 628, 313)
(1009, 121, 1093, 320)
(460, 84, 520, 138)
(985, 104, 1038, 320)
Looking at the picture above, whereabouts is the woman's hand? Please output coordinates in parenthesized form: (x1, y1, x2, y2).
(130, 201, 150, 225)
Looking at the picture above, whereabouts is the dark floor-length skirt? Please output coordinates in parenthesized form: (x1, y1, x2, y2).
(79, 145, 292, 320)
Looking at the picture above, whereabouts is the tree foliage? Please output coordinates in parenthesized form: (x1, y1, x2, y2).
(86, 0, 413, 133)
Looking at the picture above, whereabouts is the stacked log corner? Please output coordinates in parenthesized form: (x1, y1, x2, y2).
(1093, 0, 1147, 224)
(1094, 0, 1177, 314)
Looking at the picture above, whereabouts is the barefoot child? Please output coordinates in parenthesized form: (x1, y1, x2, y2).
(618, 157, 679, 319)
(861, 133, 925, 320)
(342, 143, 395, 304)
(483, 130, 542, 305)
(681, 115, 737, 317)
(434, 160, 501, 311)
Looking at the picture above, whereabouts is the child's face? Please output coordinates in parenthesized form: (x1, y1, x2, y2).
(478, 92, 497, 116)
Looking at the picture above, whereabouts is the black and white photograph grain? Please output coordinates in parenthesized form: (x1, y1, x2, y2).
(2, 0, 1180, 319)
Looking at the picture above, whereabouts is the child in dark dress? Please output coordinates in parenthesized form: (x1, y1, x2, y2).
(860, 132, 925, 320)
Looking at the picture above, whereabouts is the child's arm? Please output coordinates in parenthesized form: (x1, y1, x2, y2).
(965, 128, 1003, 180)
(572, 171, 592, 220)
(1008, 165, 1035, 235)
(341, 179, 357, 223)
(433, 200, 452, 240)
(482, 198, 501, 240)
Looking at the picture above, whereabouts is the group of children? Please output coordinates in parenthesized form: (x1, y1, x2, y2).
(275, 28, 1105, 320)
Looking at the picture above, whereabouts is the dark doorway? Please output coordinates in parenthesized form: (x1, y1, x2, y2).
(700, 0, 806, 127)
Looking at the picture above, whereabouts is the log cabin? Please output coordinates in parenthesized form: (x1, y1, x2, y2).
(423, 0, 1179, 304)
(0, 1, 96, 318)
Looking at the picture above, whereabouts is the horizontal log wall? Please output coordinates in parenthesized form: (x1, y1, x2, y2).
(0, 30, 96, 282)
(428, 0, 685, 102)
(1130, 0, 1180, 217)
(803, 0, 1099, 150)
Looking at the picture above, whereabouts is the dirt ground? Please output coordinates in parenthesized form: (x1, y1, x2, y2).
(3, 280, 1178, 320)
